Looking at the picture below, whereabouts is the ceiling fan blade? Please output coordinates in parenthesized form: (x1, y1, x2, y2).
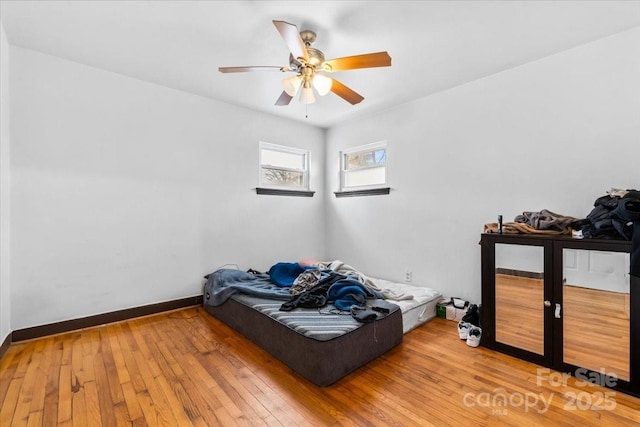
(330, 78, 364, 105)
(219, 66, 287, 73)
(322, 52, 392, 72)
(275, 91, 293, 106)
(272, 20, 309, 62)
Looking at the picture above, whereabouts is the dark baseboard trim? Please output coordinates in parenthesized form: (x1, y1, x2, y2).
(0, 333, 11, 359)
(11, 295, 203, 343)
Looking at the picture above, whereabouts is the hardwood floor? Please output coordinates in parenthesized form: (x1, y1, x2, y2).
(2, 307, 639, 426)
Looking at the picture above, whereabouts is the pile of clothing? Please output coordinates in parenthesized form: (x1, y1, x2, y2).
(571, 189, 639, 241)
(267, 260, 396, 322)
(572, 189, 640, 277)
(482, 189, 640, 278)
(484, 209, 576, 235)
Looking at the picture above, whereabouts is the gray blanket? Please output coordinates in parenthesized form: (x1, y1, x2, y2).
(204, 269, 292, 306)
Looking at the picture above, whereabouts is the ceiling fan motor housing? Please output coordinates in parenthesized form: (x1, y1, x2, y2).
(289, 48, 325, 70)
(289, 30, 325, 70)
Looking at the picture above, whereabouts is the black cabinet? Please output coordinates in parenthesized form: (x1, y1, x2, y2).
(480, 233, 638, 397)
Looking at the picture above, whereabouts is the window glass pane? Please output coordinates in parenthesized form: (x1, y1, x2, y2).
(346, 148, 386, 170)
(261, 168, 304, 188)
(344, 167, 385, 188)
(261, 149, 304, 170)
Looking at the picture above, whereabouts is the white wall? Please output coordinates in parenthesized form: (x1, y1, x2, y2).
(326, 27, 640, 303)
(6, 26, 639, 331)
(9, 47, 325, 330)
(0, 22, 11, 343)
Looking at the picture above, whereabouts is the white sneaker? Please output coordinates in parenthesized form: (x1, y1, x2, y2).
(467, 326, 482, 347)
(458, 321, 471, 340)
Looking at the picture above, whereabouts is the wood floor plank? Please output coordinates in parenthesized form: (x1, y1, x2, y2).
(26, 410, 43, 427)
(2, 306, 640, 426)
(131, 350, 181, 426)
(0, 378, 22, 426)
(92, 352, 118, 427)
(71, 384, 87, 427)
(11, 341, 45, 425)
(180, 352, 226, 410)
(119, 381, 144, 424)
(28, 336, 54, 415)
(172, 373, 222, 426)
(113, 400, 135, 427)
(56, 364, 72, 425)
(135, 389, 167, 427)
(42, 338, 64, 427)
(83, 380, 103, 427)
(107, 323, 131, 386)
(195, 351, 269, 426)
(99, 328, 126, 407)
(0, 343, 21, 376)
(12, 342, 36, 382)
(151, 336, 222, 426)
(187, 312, 347, 425)
(233, 365, 310, 427)
(140, 323, 207, 426)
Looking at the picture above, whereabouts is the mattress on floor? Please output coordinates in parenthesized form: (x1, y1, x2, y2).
(372, 278, 443, 333)
(202, 292, 403, 387)
(229, 294, 400, 341)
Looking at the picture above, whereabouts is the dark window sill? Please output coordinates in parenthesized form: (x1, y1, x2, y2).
(334, 187, 391, 198)
(256, 188, 315, 197)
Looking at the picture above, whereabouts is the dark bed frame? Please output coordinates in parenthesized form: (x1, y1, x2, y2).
(203, 296, 404, 386)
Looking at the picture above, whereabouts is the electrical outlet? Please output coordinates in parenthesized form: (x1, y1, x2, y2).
(405, 271, 412, 282)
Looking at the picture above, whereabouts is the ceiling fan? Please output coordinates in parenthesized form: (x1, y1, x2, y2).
(219, 20, 392, 106)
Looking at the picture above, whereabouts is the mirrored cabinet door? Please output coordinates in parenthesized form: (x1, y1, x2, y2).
(481, 234, 636, 396)
(562, 249, 630, 381)
(495, 243, 545, 355)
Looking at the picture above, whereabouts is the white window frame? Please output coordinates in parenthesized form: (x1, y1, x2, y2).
(340, 141, 387, 192)
(259, 141, 310, 191)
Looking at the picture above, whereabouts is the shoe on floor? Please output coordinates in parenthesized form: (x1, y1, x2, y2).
(466, 326, 482, 347)
(462, 304, 480, 327)
(458, 321, 471, 340)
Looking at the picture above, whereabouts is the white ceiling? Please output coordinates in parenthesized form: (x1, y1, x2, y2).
(2, 1, 640, 128)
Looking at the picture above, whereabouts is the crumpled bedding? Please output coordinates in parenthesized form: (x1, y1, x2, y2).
(204, 269, 292, 306)
(206, 268, 384, 311)
(313, 260, 380, 290)
(204, 260, 387, 319)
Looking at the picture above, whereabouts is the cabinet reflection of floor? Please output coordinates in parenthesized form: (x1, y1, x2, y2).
(563, 284, 630, 381)
(495, 273, 630, 381)
(495, 273, 545, 355)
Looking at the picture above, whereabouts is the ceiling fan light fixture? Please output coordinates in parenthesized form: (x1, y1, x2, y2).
(313, 74, 332, 96)
(300, 86, 316, 104)
(220, 20, 391, 108)
(282, 74, 302, 96)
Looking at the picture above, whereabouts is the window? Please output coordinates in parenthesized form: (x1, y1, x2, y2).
(340, 141, 387, 192)
(259, 141, 310, 191)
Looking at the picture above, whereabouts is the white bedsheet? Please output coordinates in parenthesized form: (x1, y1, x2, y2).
(372, 278, 442, 333)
